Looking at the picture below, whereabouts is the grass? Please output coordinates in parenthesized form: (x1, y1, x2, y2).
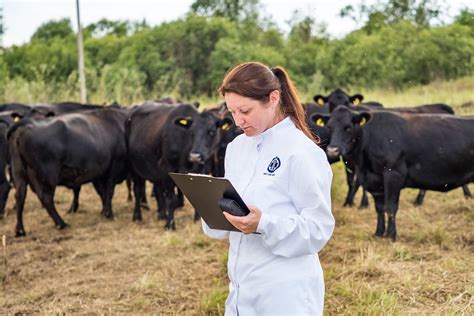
(0, 78, 473, 313)
(0, 165, 472, 314)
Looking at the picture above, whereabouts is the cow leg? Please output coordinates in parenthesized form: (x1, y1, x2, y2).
(14, 181, 28, 237)
(383, 170, 404, 242)
(132, 177, 145, 222)
(414, 190, 426, 206)
(126, 177, 133, 201)
(176, 187, 184, 208)
(359, 188, 369, 209)
(93, 181, 106, 212)
(38, 186, 69, 231)
(153, 184, 166, 220)
(0, 178, 11, 219)
(343, 164, 357, 207)
(462, 185, 472, 199)
(140, 182, 150, 210)
(101, 181, 116, 219)
(68, 186, 81, 213)
(164, 188, 177, 230)
(372, 193, 385, 238)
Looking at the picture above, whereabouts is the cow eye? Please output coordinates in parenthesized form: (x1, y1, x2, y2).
(208, 130, 216, 136)
(345, 126, 351, 132)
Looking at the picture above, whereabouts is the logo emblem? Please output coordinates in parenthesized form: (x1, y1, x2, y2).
(267, 157, 281, 173)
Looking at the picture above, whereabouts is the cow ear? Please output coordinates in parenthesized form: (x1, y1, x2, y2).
(46, 111, 55, 117)
(353, 112, 371, 126)
(350, 94, 364, 105)
(11, 112, 24, 122)
(219, 117, 234, 130)
(193, 102, 200, 109)
(310, 114, 330, 127)
(313, 95, 327, 105)
(174, 116, 193, 128)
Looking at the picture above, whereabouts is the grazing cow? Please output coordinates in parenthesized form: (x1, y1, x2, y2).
(324, 107, 474, 240)
(313, 88, 383, 113)
(7, 107, 129, 236)
(126, 103, 225, 230)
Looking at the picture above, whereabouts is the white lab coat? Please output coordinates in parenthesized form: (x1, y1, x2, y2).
(202, 117, 335, 315)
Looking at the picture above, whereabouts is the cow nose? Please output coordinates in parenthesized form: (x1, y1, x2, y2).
(327, 146, 340, 157)
(189, 152, 203, 163)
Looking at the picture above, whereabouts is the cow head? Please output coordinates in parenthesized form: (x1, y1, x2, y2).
(314, 89, 364, 113)
(187, 111, 224, 166)
(326, 107, 371, 158)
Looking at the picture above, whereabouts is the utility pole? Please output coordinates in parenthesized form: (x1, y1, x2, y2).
(76, 0, 87, 103)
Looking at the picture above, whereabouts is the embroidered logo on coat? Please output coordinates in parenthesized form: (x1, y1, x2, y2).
(266, 156, 281, 173)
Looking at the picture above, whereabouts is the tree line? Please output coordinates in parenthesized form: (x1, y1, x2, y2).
(0, 0, 472, 103)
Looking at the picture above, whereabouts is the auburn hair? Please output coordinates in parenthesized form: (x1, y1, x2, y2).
(218, 61, 318, 143)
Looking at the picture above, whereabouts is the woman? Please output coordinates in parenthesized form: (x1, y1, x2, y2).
(202, 62, 335, 315)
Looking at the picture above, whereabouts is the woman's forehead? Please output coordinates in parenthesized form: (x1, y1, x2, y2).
(225, 92, 261, 107)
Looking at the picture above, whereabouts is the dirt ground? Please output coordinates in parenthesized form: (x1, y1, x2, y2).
(0, 164, 473, 314)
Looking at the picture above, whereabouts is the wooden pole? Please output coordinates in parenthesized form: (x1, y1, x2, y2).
(76, 0, 87, 103)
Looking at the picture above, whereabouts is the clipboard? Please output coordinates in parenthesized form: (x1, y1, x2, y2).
(168, 172, 250, 232)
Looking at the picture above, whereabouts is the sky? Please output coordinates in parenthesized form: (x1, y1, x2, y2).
(2, 0, 473, 47)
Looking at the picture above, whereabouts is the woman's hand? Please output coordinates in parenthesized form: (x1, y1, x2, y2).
(223, 205, 262, 234)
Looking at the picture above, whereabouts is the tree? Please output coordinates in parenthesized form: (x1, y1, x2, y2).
(454, 8, 474, 34)
(190, 0, 260, 22)
(340, 0, 447, 32)
(85, 19, 130, 38)
(31, 18, 74, 42)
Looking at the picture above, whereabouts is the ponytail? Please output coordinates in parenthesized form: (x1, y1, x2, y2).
(272, 67, 319, 144)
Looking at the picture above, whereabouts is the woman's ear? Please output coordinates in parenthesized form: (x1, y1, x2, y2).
(269, 90, 280, 108)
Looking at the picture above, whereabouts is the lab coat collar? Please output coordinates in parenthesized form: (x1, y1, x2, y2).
(254, 116, 294, 149)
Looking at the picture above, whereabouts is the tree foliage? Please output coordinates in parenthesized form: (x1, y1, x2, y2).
(1, 0, 473, 103)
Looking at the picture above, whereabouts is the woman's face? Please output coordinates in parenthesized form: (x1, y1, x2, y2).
(225, 91, 281, 137)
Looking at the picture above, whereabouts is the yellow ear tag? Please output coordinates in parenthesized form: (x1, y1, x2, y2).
(353, 98, 360, 105)
(317, 98, 325, 105)
(14, 116, 20, 122)
(360, 117, 367, 126)
(179, 119, 188, 126)
(316, 118, 325, 127)
(222, 123, 229, 130)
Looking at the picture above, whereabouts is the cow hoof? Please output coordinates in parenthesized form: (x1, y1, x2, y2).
(343, 202, 353, 207)
(374, 232, 384, 238)
(140, 203, 150, 211)
(133, 218, 142, 223)
(57, 223, 69, 230)
(359, 204, 369, 209)
(16, 229, 26, 237)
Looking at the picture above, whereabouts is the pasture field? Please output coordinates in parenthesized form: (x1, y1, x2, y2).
(1, 79, 473, 314)
(0, 164, 472, 314)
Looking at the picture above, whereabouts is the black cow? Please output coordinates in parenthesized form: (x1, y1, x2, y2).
(324, 107, 474, 240)
(126, 103, 225, 230)
(313, 88, 383, 113)
(6, 102, 110, 214)
(207, 103, 242, 177)
(311, 103, 467, 207)
(8, 107, 129, 236)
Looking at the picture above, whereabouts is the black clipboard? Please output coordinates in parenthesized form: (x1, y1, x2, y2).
(168, 172, 250, 232)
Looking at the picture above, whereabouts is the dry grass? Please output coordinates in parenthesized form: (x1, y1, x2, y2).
(1, 78, 473, 313)
(0, 164, 472, 314)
